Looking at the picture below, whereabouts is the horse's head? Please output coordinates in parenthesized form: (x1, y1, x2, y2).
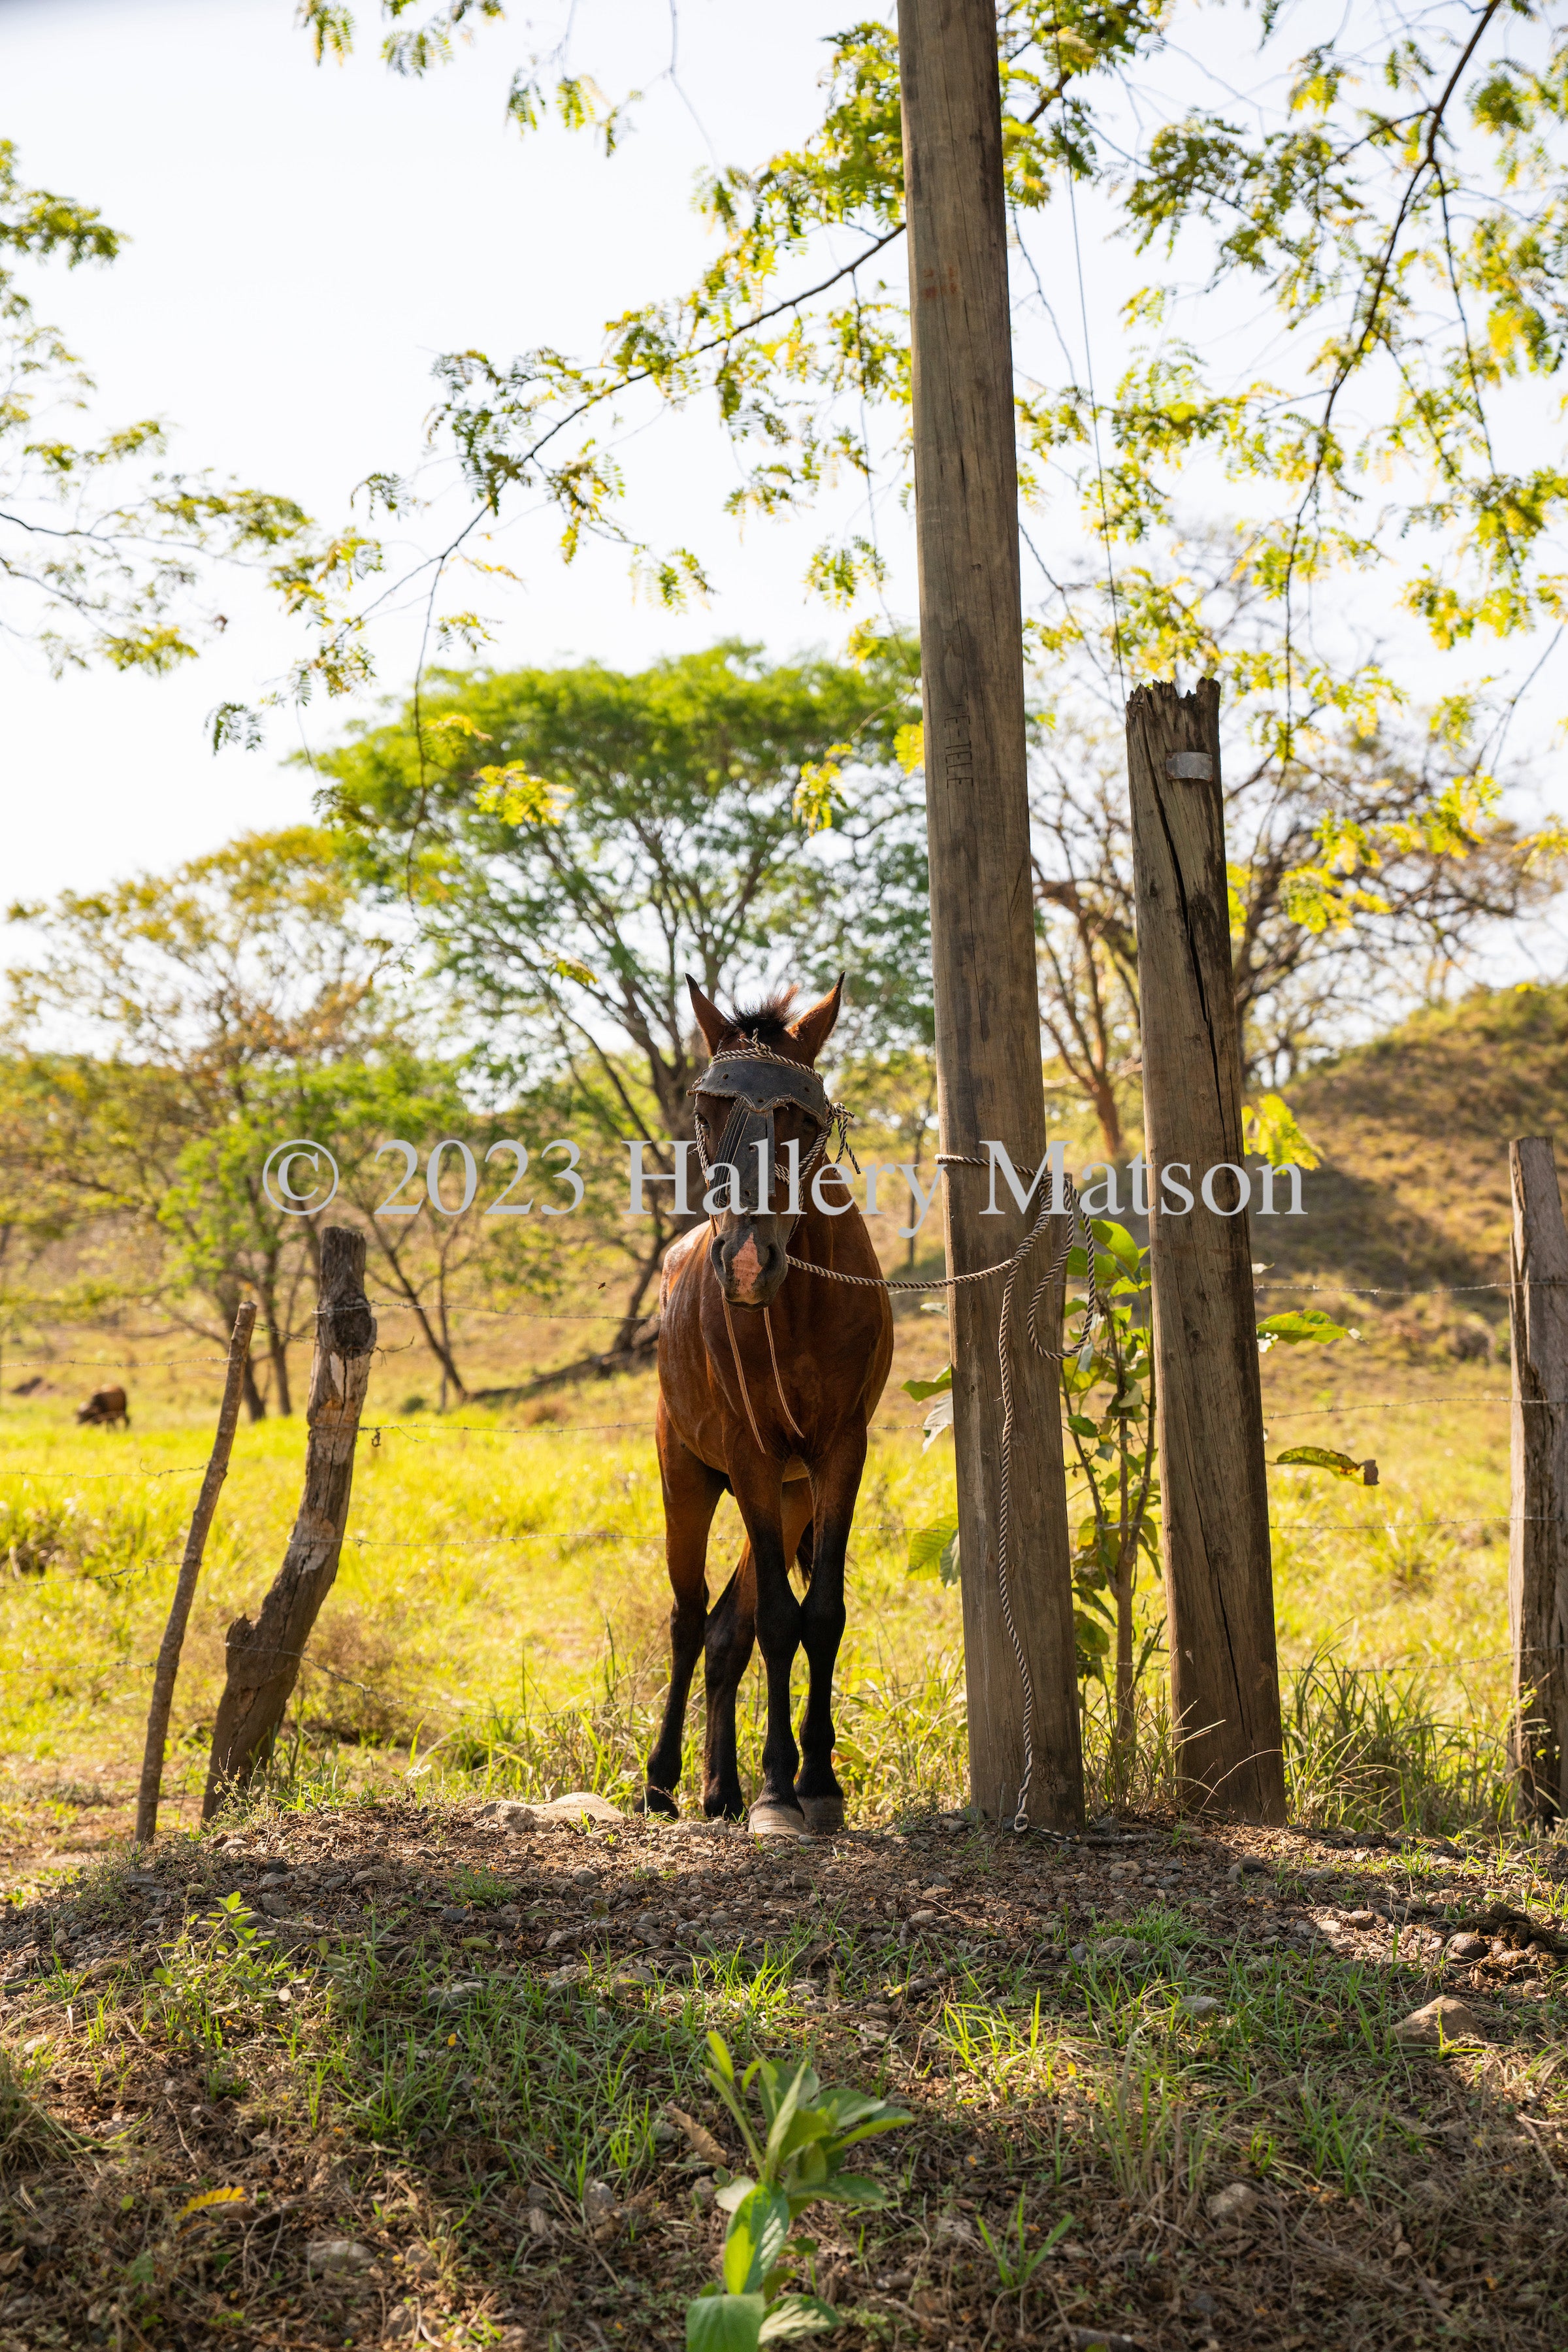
(687, 974, 844, 1309)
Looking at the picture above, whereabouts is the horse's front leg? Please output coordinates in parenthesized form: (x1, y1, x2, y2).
(729, 1455, 806, 1836)
(793, 1431, 866, 1834)
(642, 1415, 724, 1818)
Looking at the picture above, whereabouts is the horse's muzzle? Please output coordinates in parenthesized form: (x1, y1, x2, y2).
(710, 1218, 791, 1308)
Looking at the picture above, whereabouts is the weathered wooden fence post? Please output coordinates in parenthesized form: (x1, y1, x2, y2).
(1126, 678, 1286, 1823)
(203, 1228, 376, 1817)
(135, 1300, 257, 1844)
(897, 0, 1083, 1827)
(1509, 1135, 1568, 1823)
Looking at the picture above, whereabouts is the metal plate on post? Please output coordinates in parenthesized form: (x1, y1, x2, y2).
(1166, 751, 1215, 781)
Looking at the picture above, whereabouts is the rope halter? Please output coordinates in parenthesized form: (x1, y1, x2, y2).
(689, 1035, 857, 1211)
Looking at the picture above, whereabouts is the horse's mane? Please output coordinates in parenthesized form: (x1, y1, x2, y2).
(715, 989, 800, 1049)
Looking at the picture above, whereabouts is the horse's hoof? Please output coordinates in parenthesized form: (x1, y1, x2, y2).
(796, 1795, 844, 1835)
(748, 1799, 809, 1840)
(637, 1785, 679, 1820)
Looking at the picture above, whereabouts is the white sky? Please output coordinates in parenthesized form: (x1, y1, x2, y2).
(1, 0, 1563, 977)
(1, 0, 911, 902)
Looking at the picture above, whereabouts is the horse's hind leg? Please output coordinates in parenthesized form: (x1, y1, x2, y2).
(701, 1552, 755, 1820)
(642, 1415, 723, 1818)
(704, 1483, 811, 1820)
(794, 1437, 864, 1834)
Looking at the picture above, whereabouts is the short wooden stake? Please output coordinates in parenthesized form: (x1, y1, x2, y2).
(1126, 678, 1286, 1823)
(202, 1228, 376, 1818)
(134, 1301, 257, 1846)
(1508, 1135, 1568, 1822)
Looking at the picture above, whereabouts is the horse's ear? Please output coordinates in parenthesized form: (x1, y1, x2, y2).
(687, 975, 730, 1058)
(789, 975, 844, 1062)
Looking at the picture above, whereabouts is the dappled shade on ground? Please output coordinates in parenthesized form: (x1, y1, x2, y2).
(0, 1799, 1563, 2347)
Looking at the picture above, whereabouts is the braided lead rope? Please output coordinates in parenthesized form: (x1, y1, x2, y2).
(765, 1303, 807, 1442)
(721, 1290, 770, 1454)
(785, 1155, 1102, 1834)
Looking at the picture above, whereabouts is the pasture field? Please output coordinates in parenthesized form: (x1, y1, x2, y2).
(0, 1311, 1558, 2351)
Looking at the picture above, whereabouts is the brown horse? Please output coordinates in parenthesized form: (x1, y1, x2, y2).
(641, 977, 894, 1835)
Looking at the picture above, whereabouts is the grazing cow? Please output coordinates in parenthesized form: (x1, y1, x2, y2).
(76, 1387, 129, 1428)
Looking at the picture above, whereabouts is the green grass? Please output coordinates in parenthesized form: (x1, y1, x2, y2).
(0, 1319, 1522, 1846)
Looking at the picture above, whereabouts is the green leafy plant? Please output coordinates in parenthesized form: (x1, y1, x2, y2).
(687, 2033, 911, 2349)
(1275, 1445, 1378, 1486)
(1062, 1219, 1161, 1793)
(977, 2190, 1075, 2298)
(1256, 1307, 1357, 1353)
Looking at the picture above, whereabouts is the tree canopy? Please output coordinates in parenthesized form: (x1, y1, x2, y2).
(0, 141, 316, 679)
(287, 0, 1568, 738)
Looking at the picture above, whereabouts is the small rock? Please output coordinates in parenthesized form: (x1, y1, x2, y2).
(1445, 1931, 1486, 1961)
(1393, 1995, 1486, 2049)
(475, 1800, 538, 1832)
(536, 1791, 623, 1825)
(583, 2180, 617, 2223)
(544, 1929, 576, 1951)
(934, 2213, 975, 2245)
(545, 1965, 587, 1990)
(526, 2206, 551, 2238)
(1069, 1942, 1090, 1967)
(1092, 1936, 1147, 1967)
(1179, 1994, 1225, 2020)
(306, 2238, 374, 2276)
(258, 1893, 291, 1919)
(1206, 2181, 1259, 2227)
(351, 1867, 390, 1888)
(424, 1979, 484, 2010)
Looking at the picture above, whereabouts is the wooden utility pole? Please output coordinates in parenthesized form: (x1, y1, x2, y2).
(203, 1229, 376, 1816)
(1126, 679, 1286, 1823)
(135, 1301, 256, 1845)
(1508, 1135, 1568, 1822)
(898, 0, 1083, 1826)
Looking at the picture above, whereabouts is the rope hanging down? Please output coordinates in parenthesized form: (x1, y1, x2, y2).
(786, 1160, 1104, 1833)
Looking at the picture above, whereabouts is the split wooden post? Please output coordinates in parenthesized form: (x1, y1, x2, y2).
(1508, 1135, 1568, 1822)
(202, 1228, 376, 1818)
(897, 0, 1083, 1826)
(134, 1301, 257, 1846)
(1126, 678, 1286, 1823)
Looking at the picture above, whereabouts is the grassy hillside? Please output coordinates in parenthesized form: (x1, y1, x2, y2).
(1260, 981, 1568, 1312)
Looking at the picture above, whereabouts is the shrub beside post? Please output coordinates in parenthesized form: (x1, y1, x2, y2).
(1508, 1135, 1568, 1823)
(202, 1226, 376, 1818)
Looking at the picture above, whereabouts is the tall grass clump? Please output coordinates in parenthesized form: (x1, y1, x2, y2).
(1282, 1647, 1512, 1835)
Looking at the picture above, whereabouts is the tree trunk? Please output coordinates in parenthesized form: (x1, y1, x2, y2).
(201, 1228, 376, 1816)
(136, 1302, 256, 1844)
(242, 1356, 267, 1423)
(267, 1321, 293, 1419)
(898, 0, 1083, 1827)
(1509, 1135, 1568, 1822)
(1126, 679, 1286, 1823)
